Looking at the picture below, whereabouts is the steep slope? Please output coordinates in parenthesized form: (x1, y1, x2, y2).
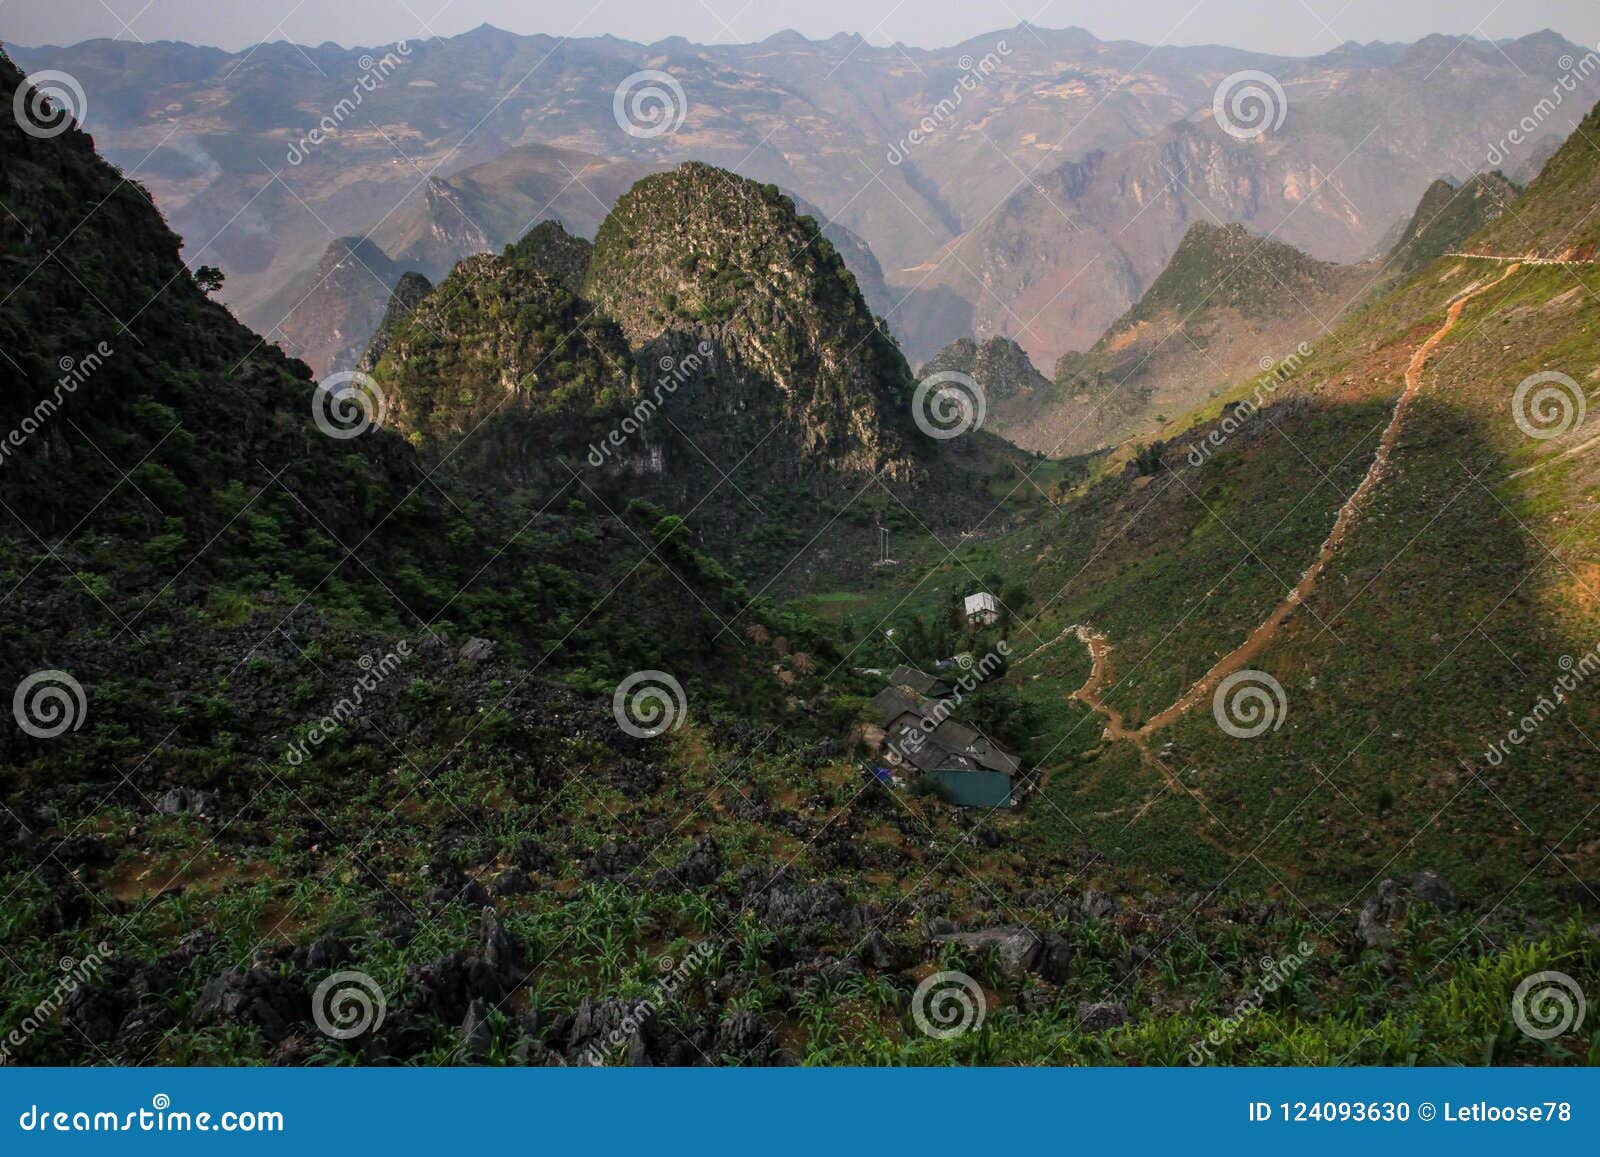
(918, 335, 1052, 404)
(0, 49, 778, 719)
(1114, 223, 1344, 326)
(365, 144, 661, 283)
(260, 157, 895, 393)
(1386, 173, 1519, 274)
(917, 32, 1597, 368)
(977, 104, 1600, 899)
(362, 150, 899, 338)
(584, 163, 921, 482)
(4, 52, 1595, 1072)
(917, 335, 1057, 444)
(364, 162, 1040, 589)
(357, 270, 433, 372)
(368, 253, 637, 484)
(502, 219, 594, 296)
(253, 236, 405, 378)
(15, 27, 1587, 371)
(278, 219, 599, 386)
(1509, 133, 1565, 186)
(790, 194, 898, 324)
(992, 223, 1369, 455)
(1474, 98, 1600, 258)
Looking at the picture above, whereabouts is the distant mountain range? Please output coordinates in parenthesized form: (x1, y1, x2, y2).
(261, 145, 897, 378)
(7, 39, 1600, 1067)
(923, 161, 1524, 460)
(12, 24, 1595, 373)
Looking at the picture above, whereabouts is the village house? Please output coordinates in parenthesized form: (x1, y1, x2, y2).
(867, 668, 1023, 808)
(885, 663, 953, 698)
(963, 591, 999, 627)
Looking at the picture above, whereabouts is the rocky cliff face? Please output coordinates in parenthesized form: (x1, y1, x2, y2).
(1386, 173, 1518, 273)
(21, 26, 1587, 375)
(503, 220, 594, 296)
(358, 271, 434, 372)
(368, 253, 636, 485)
(1473, 97, 1600, 258)
(359, 161, 1039, 590)
(584, 163, 921, 482)
(1110, 222, 1342, 328)
(256, 236, 404, 379)
(987, 222, 1367, 455)
(0, 43, 775, 706)
(917, 32, 1596, 367)
(919, 336, 1052, 404)
(407, 178, 495, 274)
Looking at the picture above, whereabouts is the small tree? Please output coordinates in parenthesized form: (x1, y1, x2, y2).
(1134, 440, 1166, 476)
(194, 265, 225, 294)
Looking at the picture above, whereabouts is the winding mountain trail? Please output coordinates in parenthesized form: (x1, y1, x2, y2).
(1506, 432, 1600, 480)
(1444, 251, 1595, 267)
(1066, 626, 1135, 742)
(1051, 263, 1523, 751)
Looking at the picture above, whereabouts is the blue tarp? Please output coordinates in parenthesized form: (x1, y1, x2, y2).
(925, 768, 1013, 808)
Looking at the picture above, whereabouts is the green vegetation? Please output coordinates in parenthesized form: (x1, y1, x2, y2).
(1114, 222, 1340, 331)
(1476, 98, 1600, 256)
(1386, 173, 1518, 273)
(2, 47, 1597, 1069)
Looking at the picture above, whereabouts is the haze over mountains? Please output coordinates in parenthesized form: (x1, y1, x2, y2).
(4, 9, 1600, 1070)
(12, 23, 1595, 377)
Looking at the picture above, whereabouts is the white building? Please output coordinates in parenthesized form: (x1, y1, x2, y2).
(963, 591, 999, 626)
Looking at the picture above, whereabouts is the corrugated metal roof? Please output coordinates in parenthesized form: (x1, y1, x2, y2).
(871, 685, 933, 727)
(878, 709, 1021, 777)
(963, 592, 998, 615)
(871, 670, 1024, 784)
(886, 664, 951, 696)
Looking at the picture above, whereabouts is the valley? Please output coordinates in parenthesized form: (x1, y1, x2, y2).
(2, 20, 1599, 1072)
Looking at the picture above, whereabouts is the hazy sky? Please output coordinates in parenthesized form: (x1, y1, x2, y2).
(3, 0, 1598, 55)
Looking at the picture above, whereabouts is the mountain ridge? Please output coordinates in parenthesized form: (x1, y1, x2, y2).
(13, 24, 1588, 369)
